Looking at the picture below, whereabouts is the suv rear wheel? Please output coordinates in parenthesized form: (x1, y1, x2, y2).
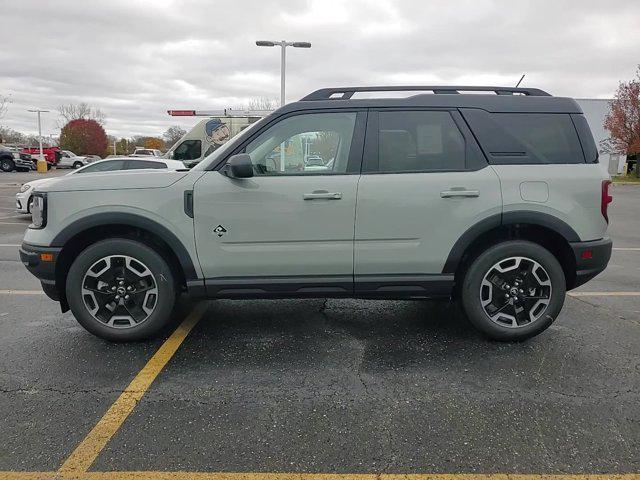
(66, 238, 176, 341)
(73, 161, 83, 169)
(461, 240, 566, 341)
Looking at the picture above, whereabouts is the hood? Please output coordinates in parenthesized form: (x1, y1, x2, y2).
(24, 177, 57, 190)
(35, 169, 191, 193)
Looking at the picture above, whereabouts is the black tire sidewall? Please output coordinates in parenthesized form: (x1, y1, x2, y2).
(66, 238, 176, 341)
(461, 240, 566, 341)
(1, 158, 14, 172)
(73, 162, 83, 169)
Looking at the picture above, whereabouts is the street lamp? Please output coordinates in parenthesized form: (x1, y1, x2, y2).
(256, 40, 311, 106)
(27, 109, 49, 171)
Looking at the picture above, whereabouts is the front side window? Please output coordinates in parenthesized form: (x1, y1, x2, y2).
(242, 112, 357, 175)
(374, 111, 465, 173)
(77, 160, 125, 173)
(173, 140, 202, 161)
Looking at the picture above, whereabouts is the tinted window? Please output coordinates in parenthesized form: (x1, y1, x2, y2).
(571, 114, 598, 163)
(243, 112, 356, 175)
(492, 113, 584, 164)
(173, 140, 202, 161)
(126, 160, 166, 169)
(374, 111, 465, 173)
(77, 160, 125, 173)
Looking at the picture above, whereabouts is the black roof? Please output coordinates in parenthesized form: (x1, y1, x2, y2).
(280, 86, 583, 115)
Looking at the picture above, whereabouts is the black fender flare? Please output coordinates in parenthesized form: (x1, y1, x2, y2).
(442, 211, 580, 274)
(51, 212, 199, 282)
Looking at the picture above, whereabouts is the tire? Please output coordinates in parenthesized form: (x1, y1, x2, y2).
(73, 161, 83, 169)
(66, 238, 177, 341)
(0, 157, 15, 172)
(460, 240, 566, 341)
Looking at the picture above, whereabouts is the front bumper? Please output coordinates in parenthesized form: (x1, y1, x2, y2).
(19, 243, 62, 301)
(570, 237, 612, 288)
(15, 158, 35, 170)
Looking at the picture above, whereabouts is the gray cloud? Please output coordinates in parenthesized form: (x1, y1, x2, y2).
(1, 0, 639, 137)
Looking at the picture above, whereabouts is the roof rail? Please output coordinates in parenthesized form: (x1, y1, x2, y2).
(301, 86, 551, 101)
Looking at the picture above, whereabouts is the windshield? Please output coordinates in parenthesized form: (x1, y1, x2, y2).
(192, 119, 266, 171)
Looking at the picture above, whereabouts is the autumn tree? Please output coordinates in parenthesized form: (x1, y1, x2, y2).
(0, 126, 24, 144)
(603, 66, 640, 176)
(58, 102, 105, 127)
(144, 137, 165, 150)
(59, 119, 108, 156)
(163, 125, 187, 148)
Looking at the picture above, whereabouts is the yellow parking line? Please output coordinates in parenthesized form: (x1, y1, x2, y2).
(57, 302, 208, 474)
(0, 290, 45, 295)
(569, 291, 640, 297)
(0, 471, 638, 480)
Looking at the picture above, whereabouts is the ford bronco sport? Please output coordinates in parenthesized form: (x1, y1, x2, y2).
(20, 86, 613, 342)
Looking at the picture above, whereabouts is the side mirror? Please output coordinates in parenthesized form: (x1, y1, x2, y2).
(223, 153, 254, 179)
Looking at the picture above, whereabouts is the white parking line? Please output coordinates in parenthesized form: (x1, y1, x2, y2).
(569, 291, 640, 297)
(0, 290, 44, 295)
(613, 247, 640, 251)
(0, 244, 20, 247)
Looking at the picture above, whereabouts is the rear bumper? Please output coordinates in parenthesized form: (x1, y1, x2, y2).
(19, 243, 62, 300)
(570, 237, 612, 289)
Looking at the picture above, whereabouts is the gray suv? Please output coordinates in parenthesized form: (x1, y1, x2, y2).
(20, 86, 613, 342)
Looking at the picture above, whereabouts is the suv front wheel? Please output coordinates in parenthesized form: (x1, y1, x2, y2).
(66, 238, 176, 341)
(461, 240, 566, 341)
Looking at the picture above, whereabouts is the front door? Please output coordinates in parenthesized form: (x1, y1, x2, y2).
(193, 110, 366, 296)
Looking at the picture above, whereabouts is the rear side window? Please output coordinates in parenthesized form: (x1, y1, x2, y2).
(462, 109, 585, 164)
(372, 110, 466, 173)
(126, 160, 166, 169)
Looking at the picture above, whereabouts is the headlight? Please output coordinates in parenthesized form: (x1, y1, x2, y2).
(20, 183, 31, 193)
(29, 193, 47, 229)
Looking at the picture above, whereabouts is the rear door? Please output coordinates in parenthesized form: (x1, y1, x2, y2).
(354, 108, 502, 295)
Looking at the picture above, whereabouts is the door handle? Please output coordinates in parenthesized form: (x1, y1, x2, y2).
(440, 189, 480, 198)
(303, 190, 343, 200)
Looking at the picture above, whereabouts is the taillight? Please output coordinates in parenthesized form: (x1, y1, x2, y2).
(601, 180, 612, 223)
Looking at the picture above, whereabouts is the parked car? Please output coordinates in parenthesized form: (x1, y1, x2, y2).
(131, 148, 163, 157)
(15, 158, 185, 214)
(21, 146, 60, 166)
(0, 145, 35, 172)
(56, 150, 94, 169)
(20, 85, 612, 342)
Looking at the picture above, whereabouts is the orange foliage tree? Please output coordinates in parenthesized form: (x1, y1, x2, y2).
(144, 137, 165, 151)
(603, 66, 640, 175)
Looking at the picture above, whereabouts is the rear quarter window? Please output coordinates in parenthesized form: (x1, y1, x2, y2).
(461, 109, 586, 165)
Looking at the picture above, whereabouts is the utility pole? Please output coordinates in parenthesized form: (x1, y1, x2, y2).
(28, 109, 49, 172)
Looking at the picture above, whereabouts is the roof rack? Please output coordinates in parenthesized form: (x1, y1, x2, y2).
(301, 86, 551, 101)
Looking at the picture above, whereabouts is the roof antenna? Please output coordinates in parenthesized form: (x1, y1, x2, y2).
(515, 74, 525, 88)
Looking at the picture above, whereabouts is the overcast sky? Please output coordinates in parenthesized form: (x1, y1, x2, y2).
(1, 0, 639, 138)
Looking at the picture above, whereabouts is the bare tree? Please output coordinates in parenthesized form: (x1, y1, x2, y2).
(0, 94, 10, 120)
(58, 102, 106, 127)
(247, 97, 278, 111)
(163, 125, 187, 148)
(0, 126, 25, 144)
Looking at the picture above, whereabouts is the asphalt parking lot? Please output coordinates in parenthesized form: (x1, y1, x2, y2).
(0, 170, 638, 480)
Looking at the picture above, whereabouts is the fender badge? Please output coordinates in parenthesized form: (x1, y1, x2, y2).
(213, 225, 227, 237)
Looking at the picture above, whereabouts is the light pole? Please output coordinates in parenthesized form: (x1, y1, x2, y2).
(256, 40, 311, 172)
(28, 109, 49, 172)
(255, 40, 311, 106)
